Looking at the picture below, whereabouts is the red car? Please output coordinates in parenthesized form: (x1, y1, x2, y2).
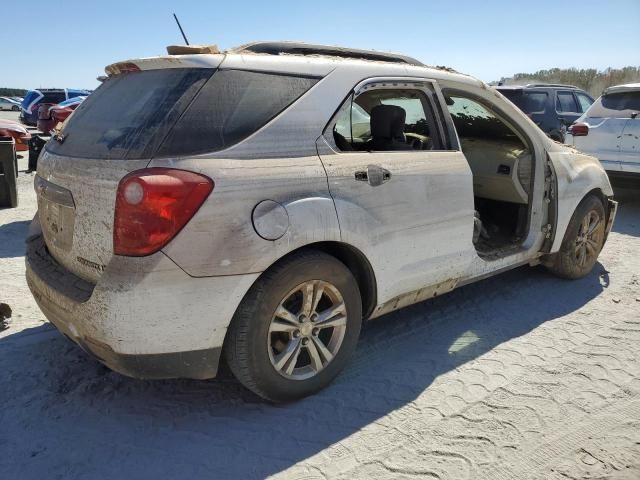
(0, 120, 32, 152)
(37, 96, 87, 134)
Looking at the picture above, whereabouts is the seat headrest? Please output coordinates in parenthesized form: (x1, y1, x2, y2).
(370, 104, 406, 140)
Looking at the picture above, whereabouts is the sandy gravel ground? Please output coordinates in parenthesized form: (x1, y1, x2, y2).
(1, 114, 639, 479)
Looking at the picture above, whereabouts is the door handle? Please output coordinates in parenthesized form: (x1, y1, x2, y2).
(354, 165, 391, 187)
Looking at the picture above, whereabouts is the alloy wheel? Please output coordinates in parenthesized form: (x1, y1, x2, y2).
(268, 280, 347, 380)
(574, 209, 604, 267)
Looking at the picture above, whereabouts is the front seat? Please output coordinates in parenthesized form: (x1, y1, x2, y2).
(369, 104, 412, 151)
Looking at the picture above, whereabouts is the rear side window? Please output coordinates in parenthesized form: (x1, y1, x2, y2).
(330, 88, 442, 152)
(556, 92, 579, 112)
(158, 70, 318, 157)
(47, 69, 214, 159)
(500, 90, 547, 114)
(585, 91, 640, 119)
(575, 92, 593, 112)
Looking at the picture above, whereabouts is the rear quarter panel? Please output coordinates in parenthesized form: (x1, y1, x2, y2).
(148, 65, 353, 277)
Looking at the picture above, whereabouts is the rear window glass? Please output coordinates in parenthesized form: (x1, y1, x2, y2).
(157, 70, 318, 157)
(42, 92, 66, 104)
(500, 90, 547, 114)
(47, 69, 318, 160)
(585, 91, 640, 118)
(47, 69, 214, 159)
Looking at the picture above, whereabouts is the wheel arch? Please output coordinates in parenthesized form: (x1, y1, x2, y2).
(551, 186, 609, 253)
(245, 241, 378, 321)
(548, 151, 614, 253)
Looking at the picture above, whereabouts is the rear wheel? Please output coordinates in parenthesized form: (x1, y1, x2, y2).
(11, 105, 19, 111)
(225, 250, 362, 402)
(546, 195, 605, 279)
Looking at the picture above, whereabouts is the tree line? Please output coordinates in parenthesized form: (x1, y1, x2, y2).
(495, 66, 640, 97)
(0, 88, 27, 97)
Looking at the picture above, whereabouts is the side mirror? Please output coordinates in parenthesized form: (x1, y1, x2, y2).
(568, 122, 589, 137)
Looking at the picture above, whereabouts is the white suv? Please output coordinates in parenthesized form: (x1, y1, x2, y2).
(26, 42, 617, 401)
(565, 83, 640, 174)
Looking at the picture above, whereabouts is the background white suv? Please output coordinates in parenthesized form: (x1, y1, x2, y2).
(565, 83, 640, 174)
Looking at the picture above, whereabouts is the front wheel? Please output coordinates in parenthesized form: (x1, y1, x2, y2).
(11, 105, 19, 111)
(545, 194, 606, 279)
(225, 250, 362, 402)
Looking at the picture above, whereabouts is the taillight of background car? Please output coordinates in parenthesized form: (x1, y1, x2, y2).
(568, 123, 589, 136)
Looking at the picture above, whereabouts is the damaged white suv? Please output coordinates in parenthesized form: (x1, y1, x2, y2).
(26, 42, 617, 401)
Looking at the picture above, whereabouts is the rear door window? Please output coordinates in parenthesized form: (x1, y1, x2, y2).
(556, 91, 579, 113)
(331, 88, 442, 151)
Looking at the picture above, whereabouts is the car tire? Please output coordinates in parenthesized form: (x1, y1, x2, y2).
(545, 194, 606, 279)
(11, 105, 19, 111)
(225, 250, 362, 402)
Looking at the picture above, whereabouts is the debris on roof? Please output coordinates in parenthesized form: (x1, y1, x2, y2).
(166, 44, 220, 55)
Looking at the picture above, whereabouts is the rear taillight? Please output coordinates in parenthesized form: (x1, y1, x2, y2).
(114, 168, 213, 256)
(568, 122, 589, 137)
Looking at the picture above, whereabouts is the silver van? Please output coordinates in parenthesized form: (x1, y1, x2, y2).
(26, 42, 617, 401)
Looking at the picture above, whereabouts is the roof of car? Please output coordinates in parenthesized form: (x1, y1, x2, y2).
(496, 83, 581, 90)
(229, 41, 425, 66)
(107, 41, 481, 88)
(604, 83, 640, 95)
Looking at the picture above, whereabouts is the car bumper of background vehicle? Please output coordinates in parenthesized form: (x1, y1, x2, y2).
(25, 232, 259, 380)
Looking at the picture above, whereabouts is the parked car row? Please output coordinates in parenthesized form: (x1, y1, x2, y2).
(495, 84, 594, 142)
(0, 96, 21, 111)
(37, 96, 87, 134)
(497, 83, 639, 175)
(20, 88, 90, 126)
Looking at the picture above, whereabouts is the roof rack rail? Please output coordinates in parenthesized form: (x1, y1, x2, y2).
(525, 83, 579, 89)
(231, 41, 424, 67)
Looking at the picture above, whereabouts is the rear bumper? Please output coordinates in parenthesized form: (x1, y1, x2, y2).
(74, 335, 222, 380)
(25, 230, 259, 379)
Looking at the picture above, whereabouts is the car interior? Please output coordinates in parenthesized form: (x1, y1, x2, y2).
(444, 94, 533, 257)
(333, 89, 441, 152)
(332, 88, 533, 259)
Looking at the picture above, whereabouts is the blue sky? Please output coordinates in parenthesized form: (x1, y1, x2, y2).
(1, 0, 638, 89)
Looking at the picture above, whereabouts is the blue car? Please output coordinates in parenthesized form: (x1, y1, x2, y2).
(20, 88, 91, 126)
